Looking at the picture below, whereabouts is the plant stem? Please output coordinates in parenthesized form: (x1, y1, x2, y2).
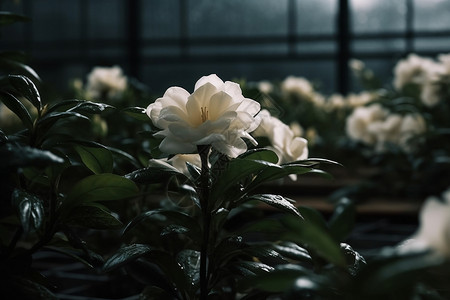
(198, 145, 211, 300)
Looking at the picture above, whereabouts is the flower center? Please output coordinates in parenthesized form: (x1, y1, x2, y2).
(201, 107, 209, 123)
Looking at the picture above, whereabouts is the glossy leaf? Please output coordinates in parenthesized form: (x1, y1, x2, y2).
(0, 58, 41, 82)
(45, 99, 84, 113)
(0, 91, 33, 129)
(125, 159, 187, 184)
(211, 158, 281, 201)
(0, 143, 64, 171)
(68, 100, 114, 114)
(11, 189, 44, 234)
(8, 75, 42, 111)
(272, 242, 312, 263)
(239, 148, 279, 164)
(37, 111, 89, 131)
(74, 144, 113, 174)
(64, 203, 123, 229)
(122, 106, 149, 121)
(103, 244, 153, 272)
(281, 214, 346, 266)
(124, 209, 201, 244)
(107, 146, 141, 168)
(242, 194, 301, 217)
(61, 174, 138, 213)
(239, 264, 310, 293)
(233, 261, 275, 277)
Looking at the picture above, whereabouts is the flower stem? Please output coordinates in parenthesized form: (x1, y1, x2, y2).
(198, 145, 211, 300)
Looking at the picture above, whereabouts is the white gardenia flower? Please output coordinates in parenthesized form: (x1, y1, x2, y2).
(346, 104, 388, 146)
(410, 188, 450, 258)
(257, 80, 274, 94)
(253, 109, 308, 164)
(393, 54, 441, 91)
(147, 74, 261, 158)
(281, 76, 314, 99)
(85, 66, 127, 101)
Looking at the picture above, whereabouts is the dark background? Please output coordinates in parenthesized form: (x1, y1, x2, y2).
(1, 0, 450, 96)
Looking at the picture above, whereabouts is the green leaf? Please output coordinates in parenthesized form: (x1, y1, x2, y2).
(68, 101, 114, 114)
(61, 174, 138, 213)
(74, 144, 113, 174)
(242, 194, 301, 217)
(239, 148, 279, 164)
(211, 158, 282, 202)
(233, 261, 275, 277)
(239, 264, 311, 293)
(328, 197, 356, 241)
(272, 242, 312, 263)
(0, 12, 30, 26)
(103, 244, 153, 273)
(37, 111, 89, 131)
(281, 214, 346, 266)
(107, 146, 141, 168)
(122, 106, 149, 121)
(0, 143, 64, 172)
(125, 159, 187, 184)
(11, 189, 44, 234)
(8, 75, 42, 111)
(124, 209, 201, 243)
(0, 58, 41, 82)
(0, 91, 33, 129)
(64, 203, 123, 229)
(45, 99, 84, 113)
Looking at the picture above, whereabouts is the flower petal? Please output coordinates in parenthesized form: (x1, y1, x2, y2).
(194, 74, 224, 91)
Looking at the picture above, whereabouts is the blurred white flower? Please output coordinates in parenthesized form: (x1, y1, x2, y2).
(253, 109, 308, 165)
(349, 59, 365, 72)
(346, 104, 426, 153)
(289, 121, 304, 138)
(410, 188, 450, 258)
(147, 74, 261, 158)
(346, 104, 387, 146)
(346, 92, 376, 108)
(85, 66, 127, 101)
(257, 80, 274, 94)
(393, 54, 442, 91)
(281, 76, 314, 99)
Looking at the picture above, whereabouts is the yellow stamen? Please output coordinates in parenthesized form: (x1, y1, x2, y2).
(201, 107, 209, 123)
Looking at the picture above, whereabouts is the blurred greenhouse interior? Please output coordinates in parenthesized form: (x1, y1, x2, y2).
(1, 0, 450, 299)
(2, 0, 449, 95)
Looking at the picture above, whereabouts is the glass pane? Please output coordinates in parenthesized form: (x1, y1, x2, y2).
(32, 0, 81, 41)
(415, 37, 450, 52)
(350, 0, 407, 33)
(188, 0, 288, 37)
(88, 0, 126, 39)
(352, 39, 405, 53)
(414, 0, 450, 31)
(141, 0, 180, 38)
(296, 0, 337, 34)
